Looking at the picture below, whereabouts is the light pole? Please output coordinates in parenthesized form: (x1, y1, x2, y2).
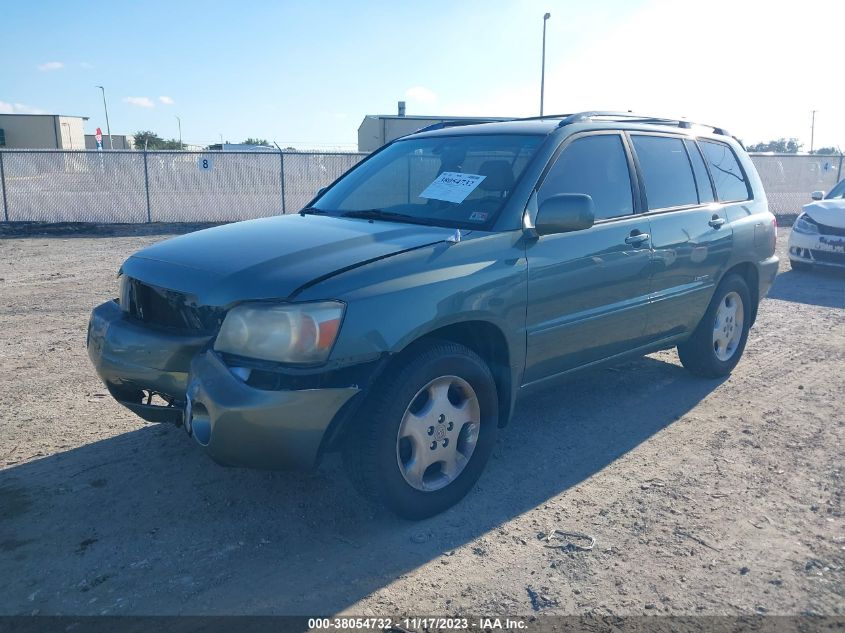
(176, 116, 183, 150)
(95, 85, 114, 149)
(540, 12, 551, 117)
(810, 110, 817, 153)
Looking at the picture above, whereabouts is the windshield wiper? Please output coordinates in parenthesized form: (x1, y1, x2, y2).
(342, 209, 433, 225)
(299, 206, 330, 216)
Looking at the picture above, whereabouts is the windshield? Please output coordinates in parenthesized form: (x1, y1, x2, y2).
(312, 134, 545, 228)
(826, 179, 845, 199)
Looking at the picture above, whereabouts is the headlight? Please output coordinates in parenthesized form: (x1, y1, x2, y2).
(793, 214, 819, 235)
(214, 301, 344, 364)
(118, 274, 131, 312)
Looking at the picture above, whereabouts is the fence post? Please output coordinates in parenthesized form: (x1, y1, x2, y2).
(142, 149, 152, 223)
(278, 149, 287, 214)
(0, 152, 8, 222)
(838, 155, 843, 183)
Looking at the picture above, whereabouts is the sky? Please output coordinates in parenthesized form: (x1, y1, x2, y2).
(2, 0, 844, 151)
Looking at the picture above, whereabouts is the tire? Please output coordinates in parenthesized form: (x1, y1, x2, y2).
(343, 340, 498, 520)
(677, 274, 753, 378)
(790, 259, 813, 272)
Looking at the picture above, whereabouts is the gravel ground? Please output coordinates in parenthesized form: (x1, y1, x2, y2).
(0, 226, 842, 617)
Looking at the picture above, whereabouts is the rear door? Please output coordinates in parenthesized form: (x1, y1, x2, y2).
(524, 132, 653, 384)
(630, 134, 735, 340)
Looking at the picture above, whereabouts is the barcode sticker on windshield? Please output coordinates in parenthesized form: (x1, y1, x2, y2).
(419, 172, 486, 204)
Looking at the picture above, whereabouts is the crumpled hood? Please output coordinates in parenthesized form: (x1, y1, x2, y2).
(802, 200, 845, 228)
(121, 214, 455, 306)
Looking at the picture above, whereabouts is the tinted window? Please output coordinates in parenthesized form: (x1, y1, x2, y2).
(631, 135, 698, 210)
(539, 135, 633, 220)
(685, 139, 715, 203)
(699, 140, 751, 202)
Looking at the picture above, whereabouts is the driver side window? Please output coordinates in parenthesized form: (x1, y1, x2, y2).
(538, 134, 634, 220)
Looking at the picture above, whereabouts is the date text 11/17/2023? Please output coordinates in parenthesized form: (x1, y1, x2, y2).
(307, 617, 528, 630)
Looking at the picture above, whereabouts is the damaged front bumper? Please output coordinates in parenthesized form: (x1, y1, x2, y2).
(87, 300, 360, 469)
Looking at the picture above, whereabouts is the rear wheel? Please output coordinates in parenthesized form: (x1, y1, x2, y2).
(343, 341, 498, 519)
(790, 259, 813, 272)
(677, 274, 752, 378)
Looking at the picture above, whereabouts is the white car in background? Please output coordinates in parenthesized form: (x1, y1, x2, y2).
(788, 179, 845, 271)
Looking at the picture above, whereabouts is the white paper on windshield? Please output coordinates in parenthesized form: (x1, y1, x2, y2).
(419, 172, 486, 204)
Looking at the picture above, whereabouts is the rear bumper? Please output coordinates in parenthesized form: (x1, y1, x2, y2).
(87, 299, 360, 469)
(757, 255, 780, 298)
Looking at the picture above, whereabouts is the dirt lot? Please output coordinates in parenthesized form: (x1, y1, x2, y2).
(0, 226, 842, 617)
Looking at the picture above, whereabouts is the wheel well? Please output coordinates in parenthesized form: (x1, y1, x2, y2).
(722, 262, 760, 325)
(402, 321, 513, 428)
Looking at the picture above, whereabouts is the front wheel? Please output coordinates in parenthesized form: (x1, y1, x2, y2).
(677, 274, 752, 378)
(343, 341, 498, 519)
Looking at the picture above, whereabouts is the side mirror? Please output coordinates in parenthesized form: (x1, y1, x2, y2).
(535, 194, 595, 236)
(811, 190, 825, 201)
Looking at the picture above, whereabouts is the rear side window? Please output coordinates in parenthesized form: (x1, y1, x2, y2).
(699, 140, 751, 202)
(539, 134, 634, 220)
(685, 140, 715, 203)
(631, 135, 698, 210)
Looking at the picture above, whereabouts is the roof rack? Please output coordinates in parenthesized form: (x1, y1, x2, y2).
(555, 111, 730, 136)
(413, 118, 509, 134)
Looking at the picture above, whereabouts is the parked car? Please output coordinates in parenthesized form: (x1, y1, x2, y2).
(788, 178, 845, 271)
(87, 112, 779, 519)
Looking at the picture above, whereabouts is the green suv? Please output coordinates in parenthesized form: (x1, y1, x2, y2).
(87, 112, 779, 518)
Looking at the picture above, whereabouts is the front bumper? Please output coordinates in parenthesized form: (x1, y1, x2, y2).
(87, 300, 360, 469)
(788, 231, 845, 269)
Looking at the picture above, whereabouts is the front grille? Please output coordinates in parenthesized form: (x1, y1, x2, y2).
(816, 221, 845, 237)
(810, 249, 845, 265)
(122, 278, 224, 333)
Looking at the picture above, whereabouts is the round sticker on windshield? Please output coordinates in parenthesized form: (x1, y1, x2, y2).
(469, 211, 489, 222)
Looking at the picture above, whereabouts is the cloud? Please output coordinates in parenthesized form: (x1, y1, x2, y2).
(405, 86, 437, 104)
(124, 96, 155, 109)
(79, 62, 94, 69)
(158, 96, 175, 105)
(0, 101, 45, 114)
(37, 61, 64, 72)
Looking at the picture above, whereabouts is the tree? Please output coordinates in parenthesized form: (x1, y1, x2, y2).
(746, 138, 803, 153)
(242, 138, 271, 147)
(811, 146, 841, 155)
(133, 131, 184, 150)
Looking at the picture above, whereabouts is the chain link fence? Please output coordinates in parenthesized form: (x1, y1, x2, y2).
(0, 149, 841, 224)
(0, 150, 365, 223)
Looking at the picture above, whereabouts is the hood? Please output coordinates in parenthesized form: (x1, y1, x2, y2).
(802, 200, 845, 229)
(121, 214, 455, 306)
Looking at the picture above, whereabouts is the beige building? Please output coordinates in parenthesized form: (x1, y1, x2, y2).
(0, 114, 89, 149)
(357, 113, 507, 153)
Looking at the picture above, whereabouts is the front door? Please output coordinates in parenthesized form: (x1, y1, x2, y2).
(524, 132, 652, 385)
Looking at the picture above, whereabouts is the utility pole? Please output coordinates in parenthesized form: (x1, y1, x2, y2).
(176, 116, 183, 150)
(810, 110, 817, 153)
(95, 85, 114, 150)
(540, 12, 550, 116)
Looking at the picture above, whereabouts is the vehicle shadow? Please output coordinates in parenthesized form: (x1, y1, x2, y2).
(767, 267, 845, 309)
(0, 355, 723, 615)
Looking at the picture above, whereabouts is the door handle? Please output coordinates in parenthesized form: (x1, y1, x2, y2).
(624, 232, 650, 246)
(709, 215, 726, 229)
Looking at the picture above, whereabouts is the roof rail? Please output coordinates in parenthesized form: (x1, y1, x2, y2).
(413, 118, 509, 134)
(556, 111, 730, 136)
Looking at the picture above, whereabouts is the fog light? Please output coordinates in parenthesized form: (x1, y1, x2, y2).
(230, 366, 251, 381)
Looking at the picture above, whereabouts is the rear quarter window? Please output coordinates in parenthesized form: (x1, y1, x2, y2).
(699, 140, 751, 202)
